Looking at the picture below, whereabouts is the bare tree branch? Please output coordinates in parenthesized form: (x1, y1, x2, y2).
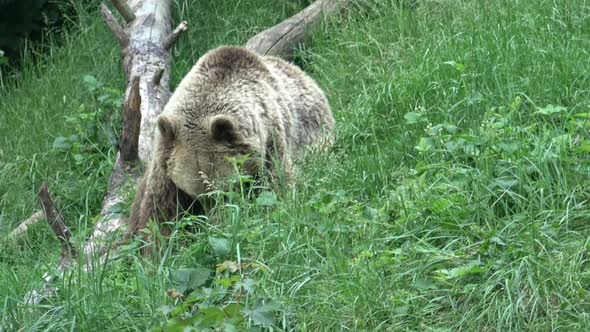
(100, 3, 129, 48)
(111, 0, 136, 23)
(246, 0, 350, 59)
(37, 183, 77, 263)
(163, 20, 189, 50)
(10, 210, 44, 237)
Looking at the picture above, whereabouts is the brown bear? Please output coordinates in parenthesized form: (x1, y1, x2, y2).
(127, 45, 334, 240)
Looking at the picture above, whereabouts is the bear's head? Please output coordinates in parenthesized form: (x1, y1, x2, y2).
(155, 111, 263, 198)
(154, 46, 272, 199)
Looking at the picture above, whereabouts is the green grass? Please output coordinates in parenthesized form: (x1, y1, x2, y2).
(2, 0, 590, 330)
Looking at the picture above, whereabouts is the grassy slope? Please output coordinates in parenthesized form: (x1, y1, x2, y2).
(2, 0, 590, 330)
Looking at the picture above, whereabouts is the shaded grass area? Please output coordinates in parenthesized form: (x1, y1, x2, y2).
(2, 0, 590, 330)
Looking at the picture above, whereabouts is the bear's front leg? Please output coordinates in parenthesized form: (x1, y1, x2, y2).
(129, 162, 179, 244)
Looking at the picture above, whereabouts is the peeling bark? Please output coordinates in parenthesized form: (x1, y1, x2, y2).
(119, 77, 142, 164)
(83, 0, 178, 256)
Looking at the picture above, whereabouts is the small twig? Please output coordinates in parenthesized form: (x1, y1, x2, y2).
(163, 20, 188, 50)
(111, 0, 136, 23)
(37, 183, 77, 261)
(100, 3, 129, 48)
(120, 77, 142, 164)
(10, 210, 44, 237)
(152, 67, 165, 85)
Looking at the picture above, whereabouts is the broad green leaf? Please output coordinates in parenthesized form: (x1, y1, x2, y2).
(52, 136, 72, 150)
(214, 275, 240, 288)
(83, 74, 100, 92)
(242, 300, 281, 327)
(196, 306, 225, 328)
(413, 279, 438, 290)
(415, 137, 434, 152)
(235, 278, 258, 293)
(256, 191, 277, 206)
(438, 260, 483, 280)
(403, 112, 424, 124)
(170, 268, 211, 292)
(575, 143, 590, 153)
(157, 305, 175, 315)
(208, 236, 231, 257)
(535, 104, 567, 115)
(223, 303, 242, 318)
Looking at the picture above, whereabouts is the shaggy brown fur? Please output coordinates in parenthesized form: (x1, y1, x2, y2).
(127, 45, 334, 243)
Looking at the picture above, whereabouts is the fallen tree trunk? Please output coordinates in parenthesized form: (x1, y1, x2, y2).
(84, 0, 186, 256)
(245, 0, 350, 59)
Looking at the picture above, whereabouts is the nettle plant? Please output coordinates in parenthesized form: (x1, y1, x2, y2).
(51, 74, 122, 167)
(155, 259, 283, 331)
(142, 157, 286, 331)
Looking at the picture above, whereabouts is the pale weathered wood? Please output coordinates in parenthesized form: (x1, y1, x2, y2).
(126, 0, 174, 164)
(84, 0, 177, 256)
(111, 0, 135, 23)
(245, 0, 350, 59)
(10, 210, 44, 237)
(163, 20, 189, 50)
(100, 3, 129, 48)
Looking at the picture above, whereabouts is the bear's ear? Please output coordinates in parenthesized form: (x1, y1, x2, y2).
(209, 114, 243, 144)
(157, 115, 176, 141)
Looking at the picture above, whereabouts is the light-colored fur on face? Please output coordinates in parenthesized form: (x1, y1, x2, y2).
(128, 46, 334, 241)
